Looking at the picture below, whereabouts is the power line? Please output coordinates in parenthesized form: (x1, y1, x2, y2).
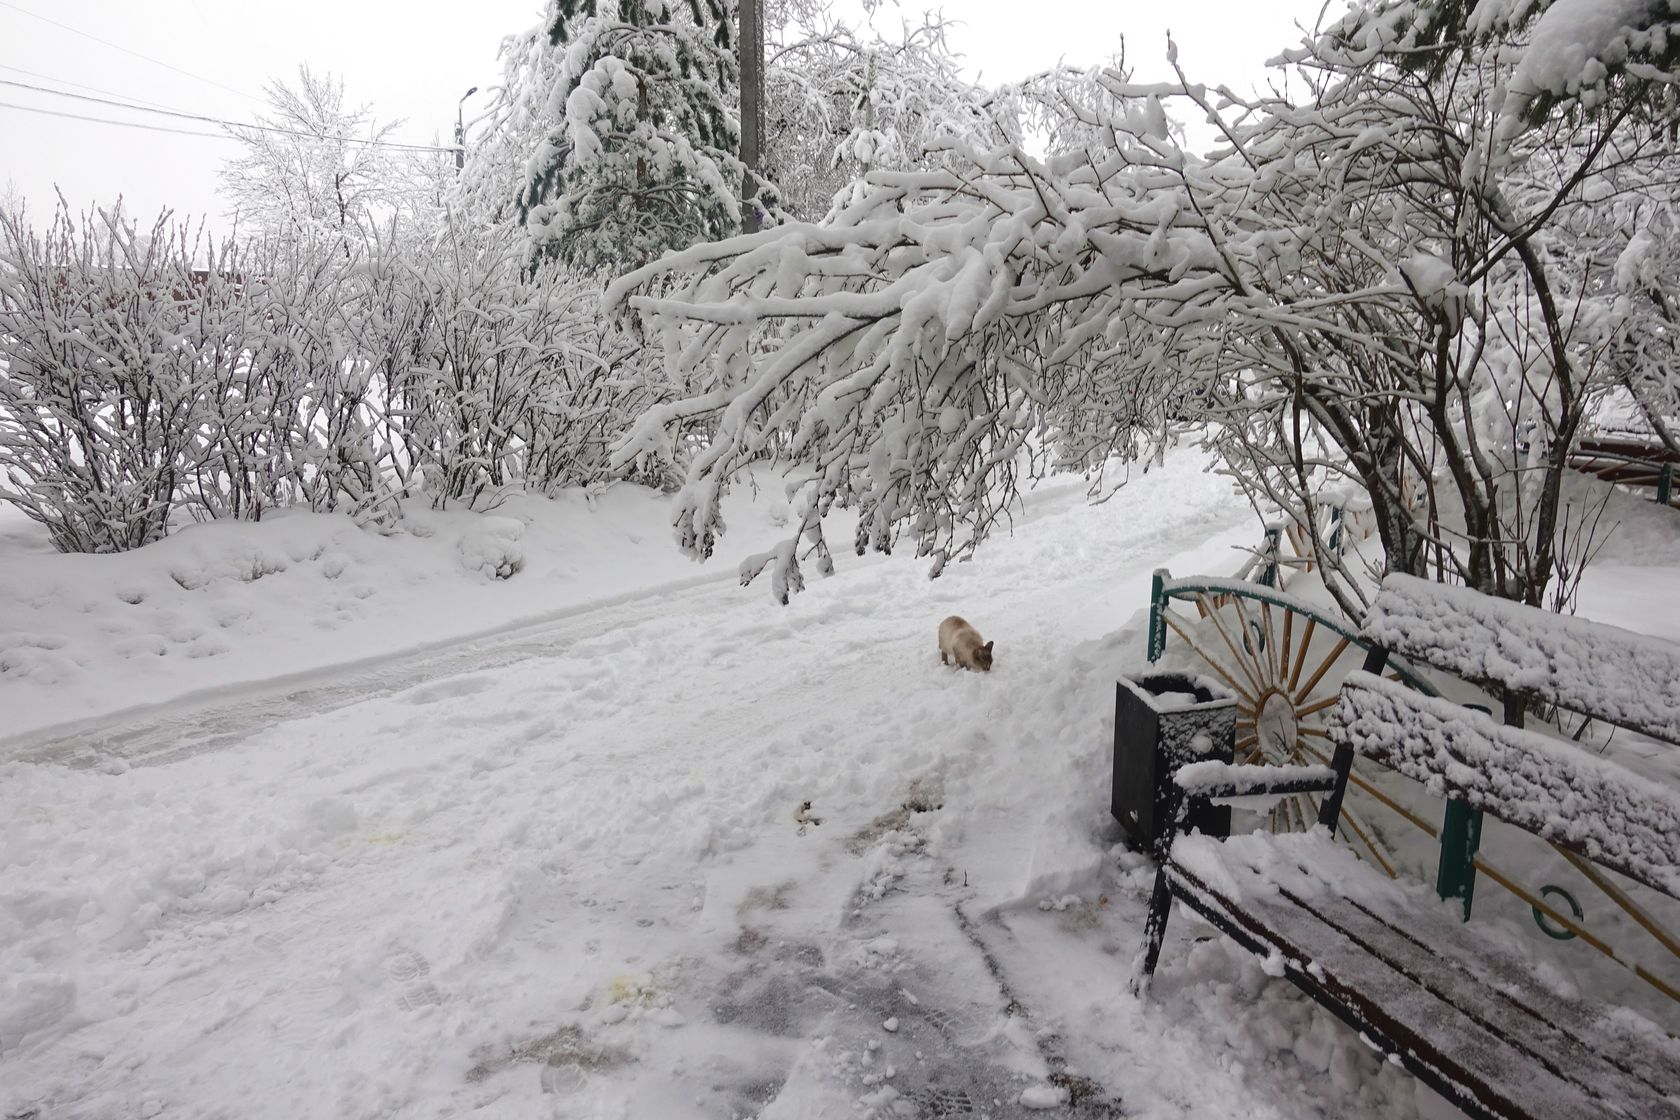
(0, 78, 459, 153)
(0, 61, 190, 115)
(0, 0, 262, 104)
(0, 98, 231, 140)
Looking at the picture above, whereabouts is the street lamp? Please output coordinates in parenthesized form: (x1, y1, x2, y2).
(455, 87, 478, 174)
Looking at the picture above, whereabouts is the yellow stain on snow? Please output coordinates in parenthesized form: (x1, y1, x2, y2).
(607, 974, 658, 1005)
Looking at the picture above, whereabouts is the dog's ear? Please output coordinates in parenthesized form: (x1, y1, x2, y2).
(982, 641, 994, 653)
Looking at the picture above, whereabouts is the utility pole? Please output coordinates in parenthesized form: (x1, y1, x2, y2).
(456, 86, 478, 175)
(738, 0, 763, 233)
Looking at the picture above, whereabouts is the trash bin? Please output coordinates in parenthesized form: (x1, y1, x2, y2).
(1112, 672, 1237, 854)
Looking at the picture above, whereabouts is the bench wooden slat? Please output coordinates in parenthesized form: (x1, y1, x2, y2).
(1172, 760, 1338, 800)
(1329, 671, 1680, 900)
(1363, 573, 1680, 742)
(1168, 833, 1680, 1120)
(1573, 436, 1680, 464)
(1580, 463, 1665, 485)
(1167, 863, 1616, 1120)
(1330, 895, 1680, 1103)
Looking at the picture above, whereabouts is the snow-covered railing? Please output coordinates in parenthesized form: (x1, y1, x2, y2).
(1226, 498, 1362, 592)
(1227, 523, 1284, 587)
(1365, 573, 1680, 743)
(1329, 672, 1680, 900)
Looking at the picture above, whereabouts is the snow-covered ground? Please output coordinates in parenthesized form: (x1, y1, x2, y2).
(3, 452, 1678, 1119)
(0, 481, 860, 742)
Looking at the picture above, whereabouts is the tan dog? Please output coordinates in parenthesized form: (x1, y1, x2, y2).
(938, 616, 994, 671)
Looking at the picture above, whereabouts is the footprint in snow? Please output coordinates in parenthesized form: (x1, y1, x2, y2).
(384, 948, 443, 1011)
(919, 1002, 993, 1048)
(911, 1085, 979, 1117)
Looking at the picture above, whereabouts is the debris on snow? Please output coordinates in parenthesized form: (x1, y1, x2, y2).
(1020, 1082, 1071, 1109)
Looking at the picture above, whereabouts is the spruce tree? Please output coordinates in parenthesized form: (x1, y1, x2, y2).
(520, 0, 760, 273)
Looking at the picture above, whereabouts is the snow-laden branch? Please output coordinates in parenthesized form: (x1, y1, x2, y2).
(601, 0, 1679, 609)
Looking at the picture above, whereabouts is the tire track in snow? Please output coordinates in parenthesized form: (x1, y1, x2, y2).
(2, 572, 756, 769)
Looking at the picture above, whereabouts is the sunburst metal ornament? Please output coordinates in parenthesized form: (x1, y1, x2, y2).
(1154, 583, 1416, 877)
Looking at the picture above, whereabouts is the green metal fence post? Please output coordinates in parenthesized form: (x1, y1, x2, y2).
(1147, 568, 1168, 662)
(1258, 525, 1281, 588)
(1659, 463, 1674, 507)
(1436, 702, 1489, 920)
(1436, 800, 1484, 921)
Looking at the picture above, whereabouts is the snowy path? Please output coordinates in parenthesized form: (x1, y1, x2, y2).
(0, 457, 1433, 1120)
(2, 572, 814, 771)
(1, 477, 1101, 771)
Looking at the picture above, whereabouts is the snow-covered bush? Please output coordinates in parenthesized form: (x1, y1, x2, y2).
(269, 233, 405, 522)
(183, 235, 366, 524)
(455, 514, 527, 580)
(0, 206, 212, 551)
(0, 203, 670, 551)
(378, 224, 652, 507)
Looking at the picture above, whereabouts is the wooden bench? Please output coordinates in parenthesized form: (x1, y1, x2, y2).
(1569, 435, 1678, 507)
(1133, 573, 1680, 1120)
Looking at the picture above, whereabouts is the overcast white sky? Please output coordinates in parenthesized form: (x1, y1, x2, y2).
(1, 0, 1330, 228)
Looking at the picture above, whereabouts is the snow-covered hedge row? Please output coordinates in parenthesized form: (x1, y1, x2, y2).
(0, 205, 660, 552)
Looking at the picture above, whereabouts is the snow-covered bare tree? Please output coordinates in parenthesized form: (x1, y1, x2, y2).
(1187, 0, 1680, 612)
(1609, 197, 1680, 452)
(220, 66, 435, 246)
(1548, 147, 1680, 455)
(600, 0, 1680, 610)
(518, 0, 755, 273)
(760, 4, 1006, 221)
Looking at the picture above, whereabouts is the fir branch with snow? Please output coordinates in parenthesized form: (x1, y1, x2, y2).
(519, 0, 759, 274)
